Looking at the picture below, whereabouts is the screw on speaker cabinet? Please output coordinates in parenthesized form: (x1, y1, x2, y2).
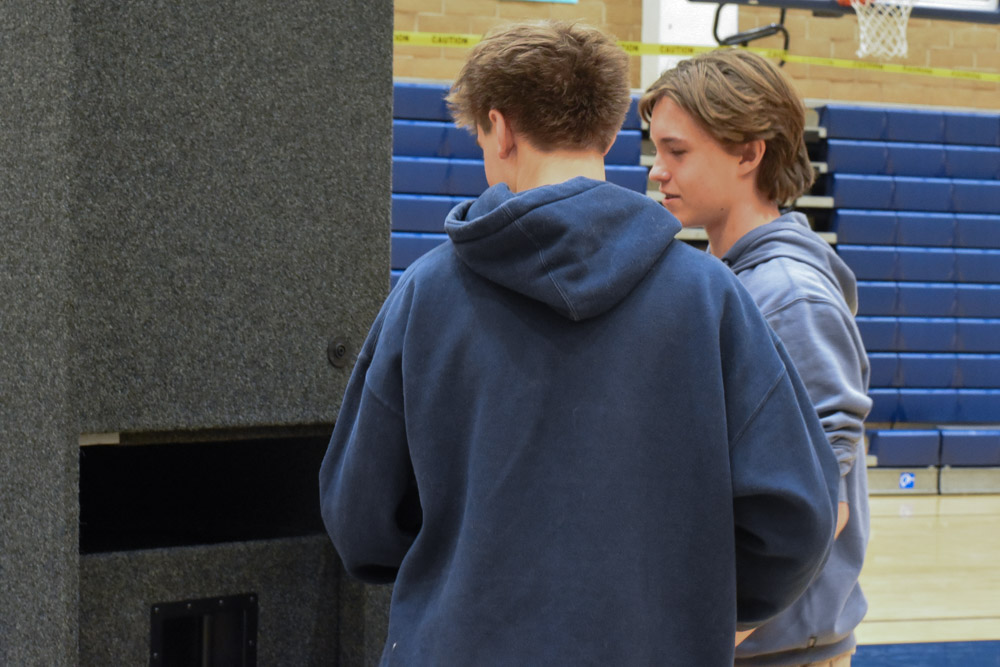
(327, 337, 352, 368)
(150, 593, 258, 666)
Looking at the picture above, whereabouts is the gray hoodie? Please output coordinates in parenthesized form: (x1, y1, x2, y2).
(725, 212, 873, 666)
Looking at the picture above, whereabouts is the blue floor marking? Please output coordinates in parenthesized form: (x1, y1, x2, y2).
(855, 641, 1000, 666)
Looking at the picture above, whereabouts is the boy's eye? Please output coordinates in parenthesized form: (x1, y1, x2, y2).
(670, 150, 686, 157)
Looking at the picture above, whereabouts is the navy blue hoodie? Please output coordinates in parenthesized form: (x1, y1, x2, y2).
(320, 178, 839, 666)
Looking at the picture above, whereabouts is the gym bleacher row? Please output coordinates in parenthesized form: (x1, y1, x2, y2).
(821, 104, 1000, 494)
(391, 82, 647, 286)
(390, 83, 1000, 494)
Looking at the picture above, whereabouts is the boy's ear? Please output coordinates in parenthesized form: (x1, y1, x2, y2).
(737, 139, 767, 175)
(489, 109, 516, 159)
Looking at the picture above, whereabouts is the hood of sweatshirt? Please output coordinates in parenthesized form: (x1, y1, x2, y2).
(444, 177, 681, 321)
(722, 212, 858, 313)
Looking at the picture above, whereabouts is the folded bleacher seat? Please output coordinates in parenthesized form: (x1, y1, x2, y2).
(896, 318, 955, 352)
(832, 210, 899, 245)
(857, 317, 900, 351)
(896, 247, 957, 282)
(892, 177, 954, 212)
(821, 105, 1000, 147)
(897, 389, 960, 422)
(820, 106, 888, 140)
(894, 389, 1000, 423)
(868, 430, 941, 466)
(896, 283, 957, 317)
(392, 194, 462, 233)
(953, 179, 1000, 215)
(857, 282, 899, 316)
(944, 112, 1000, 148)
(391, 232, 447, 271)
(835, 211, 1000, 249)
(830, 175, 1000, 214)
(830, 175, 894, 210)
(838, 245, 898, 280)
(898, 213, 958, 247)
(887, 143, 945, 178)
(826, 140, 889, 174)
(958, 354, 1000, 387)
(896, 353, 959, 388)
(940, 430, 1000, 466)
(957, 284, 1000, 317)
(957, 215, 1000, 248)
(945, 146, 1000, 180)
(869, 353, 1000, 389)
(867, 388, 900, 422)
(868, 353, 898, 387)
(393, 120, 480, 159)
(886, 109, 946, 143)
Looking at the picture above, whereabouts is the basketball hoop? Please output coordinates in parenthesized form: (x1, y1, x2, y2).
(837, 0, 915, 59)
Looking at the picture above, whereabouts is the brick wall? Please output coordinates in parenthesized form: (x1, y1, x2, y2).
(739, 8, 999, 110)
(394, 0, 643, 86)
(395, 1, 998, 111)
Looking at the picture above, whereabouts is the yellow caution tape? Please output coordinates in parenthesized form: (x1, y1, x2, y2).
(394, 31, 1000, 83)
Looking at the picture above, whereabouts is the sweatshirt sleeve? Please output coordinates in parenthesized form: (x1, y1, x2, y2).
(722, 288, 840, 631)
(763, 297, 872, 502)
(318, 290, 422, 584)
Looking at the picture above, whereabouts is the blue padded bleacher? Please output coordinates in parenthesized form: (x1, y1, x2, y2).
(940, 430, 1000, 466)
(895, 317, 956, 352)
(826, 140, 1000, 180)
(393, 157, 649, 196)
(819, 104, 1000, 147)
(945, 146, 1000, 180)
(393, 120, 480, 158)
(394, 82, 453, 121)
(834, 211, 1000, 248)
(867, 430, 940, 466)
(868, 389, 1000, 423)
(393, 157, 488, 196)
(839, 246, 1000, 283)
(390, 82, 650, 287)
(829, 175, 1000, 214)
(392, 194, 463, 233)
(391, 232, 447, 271)
(393, 120, 642, 164)
(960, 353, 1000, 386)
(897, 283, 961, 316)
(394, 81, 642, 129)
(857, 316, 1000, 353)
(858, 283, 1000, 318)
(822, 104, 1000, 480)
(865, 428, 1000, 473)
(867, 353, 1000, 388)
(957, 215, 1000, 248)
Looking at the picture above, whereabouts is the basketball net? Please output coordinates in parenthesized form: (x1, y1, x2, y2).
(847, 0, 915, 59)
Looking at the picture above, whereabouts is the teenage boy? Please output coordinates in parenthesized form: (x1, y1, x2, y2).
(642, 49, 873, 667)
(321, 23, 839, 666)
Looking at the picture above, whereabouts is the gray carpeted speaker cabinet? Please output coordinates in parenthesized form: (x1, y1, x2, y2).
(1, 1, 392, 664)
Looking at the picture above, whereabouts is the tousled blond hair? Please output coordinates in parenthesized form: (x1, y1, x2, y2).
(639, 49, 814, 204)
(446, 21, 631, 152)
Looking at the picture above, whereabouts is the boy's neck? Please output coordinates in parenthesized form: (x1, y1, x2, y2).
(506, 146, 606, 193)
(705, 195, 782, 259)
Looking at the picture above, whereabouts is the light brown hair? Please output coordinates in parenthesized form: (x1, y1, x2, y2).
(639, 49, 814, 204)
(446, 21, 631, 153)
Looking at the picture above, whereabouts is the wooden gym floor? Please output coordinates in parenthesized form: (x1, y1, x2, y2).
(855, 494, 1000, 657)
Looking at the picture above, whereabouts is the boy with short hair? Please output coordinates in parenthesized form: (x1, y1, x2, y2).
(642, 49, 872, 666)
(321, 23, 839, 666)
